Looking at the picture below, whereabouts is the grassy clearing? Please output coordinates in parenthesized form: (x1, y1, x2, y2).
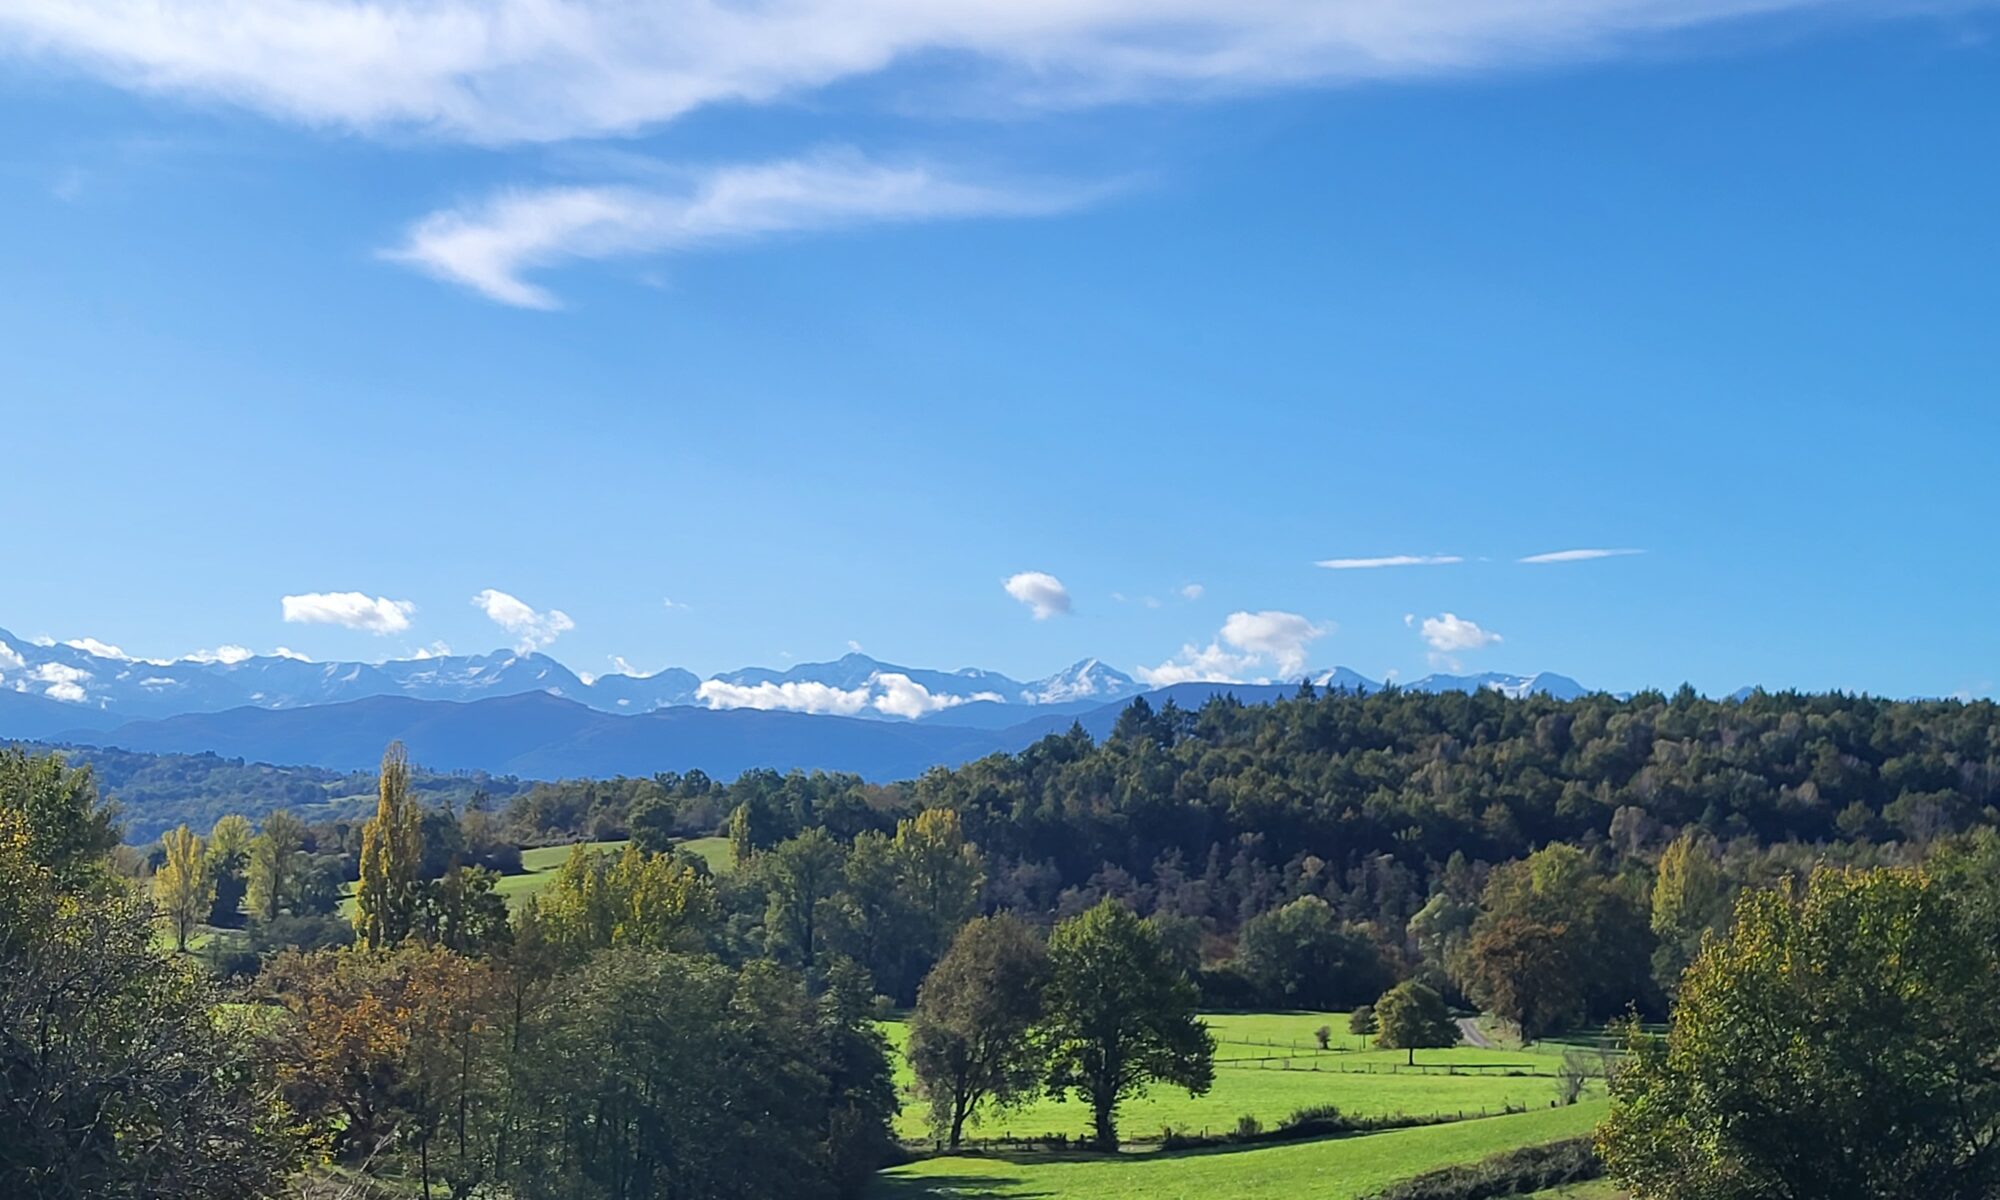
(678, 836, 733, 874)
(1525, 1184, 1624, 1199)
(873, 1101, 1609, 1200)
(488, 841, 628, 908)
(883, 1012, 1591, 1144)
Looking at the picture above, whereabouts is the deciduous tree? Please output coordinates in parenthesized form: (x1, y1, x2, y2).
(1038, 899, 1214, 1150)
(355, 742, 424, 950)
(1374, 980, 1457, 1065)
(247, 808, 306, 921)
(154, 823, 212, 952)
(1600, 867, 2000, 1199)
(909, 915, 1050, 1148)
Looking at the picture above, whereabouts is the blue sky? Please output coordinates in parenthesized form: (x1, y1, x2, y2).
(0, 2, 1995, 698)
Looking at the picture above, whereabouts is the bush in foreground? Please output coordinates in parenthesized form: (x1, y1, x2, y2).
(1360, 1136, 1601, 1200)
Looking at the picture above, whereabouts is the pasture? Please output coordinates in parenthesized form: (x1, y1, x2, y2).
(335, 836, 734, 917)
(872, 1100, 1609, 1199)
(882, 1011, 1595, 1145)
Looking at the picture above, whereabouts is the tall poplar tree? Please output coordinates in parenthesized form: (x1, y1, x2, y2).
(154, 824, 212, 952)
(355, 742, 423, 950)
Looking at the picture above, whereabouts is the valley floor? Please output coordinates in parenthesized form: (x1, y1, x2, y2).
(873, 1101, 1608, 1200)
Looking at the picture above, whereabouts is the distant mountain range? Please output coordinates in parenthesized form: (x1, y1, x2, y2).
(0, 624, 1603, 781)
(0, 628, 1148, 728)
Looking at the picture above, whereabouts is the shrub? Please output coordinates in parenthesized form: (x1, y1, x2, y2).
(1233, 1114, 1263, 1139)
(1361, 1137, 1602, 1200)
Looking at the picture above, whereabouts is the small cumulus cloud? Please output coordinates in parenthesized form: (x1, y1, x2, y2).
(1137, 609, 1329, 686)
(1004, 571, 1072, 620)
(472, 589, 574, 651)
(1416, 611, 1501, 670)
(872, 673, 1000, 719)
(0, 641, 26, 672)
(1518, 548, 1644, 564)
(696, 672, 995, 719)
(181, 645, 254, 665)
(283, 591, 416, 634)
(64, 637, 131, 660)
(696, 678, 869, 716)
(1316, 554, 1463, 570)
(32, 662, 91, 703)
(1419, 612, 1502, 653)
(271, 646, 312, 661)
(1180, 584, 1204, 601)
(1221, 610, 1328, 676)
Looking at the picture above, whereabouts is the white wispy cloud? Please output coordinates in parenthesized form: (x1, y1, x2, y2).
(1004, 571, 1072, 620)
(179, 645, 254, 664)
(271, 646, 312, 661)
(1180, 583, 1205, 601)
(1137, 608, 1329, 685)
(282, 591, 416, 634)
(0, 1, 1897, 144)
(385, 152, 1084, 308)
(1518, 547, 1645, 563)
(1317, 554, 1464, 570)
(472, 589, 574, 651)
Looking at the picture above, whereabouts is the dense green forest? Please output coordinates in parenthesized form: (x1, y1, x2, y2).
(7, 685, 2000, 1198)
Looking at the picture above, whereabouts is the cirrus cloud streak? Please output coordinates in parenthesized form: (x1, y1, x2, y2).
(385, 152, 1090, 308)
(0, 1, 1902, 145)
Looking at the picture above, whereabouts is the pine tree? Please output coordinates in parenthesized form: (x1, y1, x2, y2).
(354, 742, 423, 950)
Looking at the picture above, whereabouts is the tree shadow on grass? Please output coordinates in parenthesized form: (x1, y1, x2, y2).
(871, 1172, 1053, 1199)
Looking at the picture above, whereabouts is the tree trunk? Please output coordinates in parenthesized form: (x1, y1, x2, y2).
(1407, 1046, 1415, 1066)
(1090, 1090, 1117, 1152)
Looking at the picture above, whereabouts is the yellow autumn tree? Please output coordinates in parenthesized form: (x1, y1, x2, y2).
(154, 823, 212, 952)
(354, 742, 424, 950)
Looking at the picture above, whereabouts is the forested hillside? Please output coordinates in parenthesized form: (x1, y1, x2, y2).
(9, 684, 2000, 1199)
(3, 740, 528, 842)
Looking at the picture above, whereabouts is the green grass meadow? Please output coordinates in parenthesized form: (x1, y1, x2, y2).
(873, 1101, 1609, 1200)
(335, 836, 735, 918)
(883, 1012, 1587, 1144)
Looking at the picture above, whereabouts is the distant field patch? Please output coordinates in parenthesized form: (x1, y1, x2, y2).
(882, 1012, 1587, 1145)
(873, 1101, 1608, 1200)
(678, 836, 733, 873)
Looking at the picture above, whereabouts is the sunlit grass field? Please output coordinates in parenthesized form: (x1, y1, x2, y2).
(872, 1101, 1609, 1199)
(333, 836, 734, 917)
(882, 1012, 1588, 1144)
